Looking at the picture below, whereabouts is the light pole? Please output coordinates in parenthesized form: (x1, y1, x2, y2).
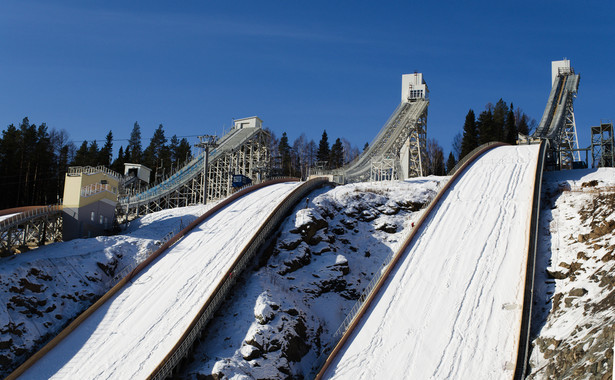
(195, 135, 218, 204)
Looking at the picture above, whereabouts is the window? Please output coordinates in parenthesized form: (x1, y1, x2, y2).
(99, 215, 104, 225)
(91, 211, 95, 222)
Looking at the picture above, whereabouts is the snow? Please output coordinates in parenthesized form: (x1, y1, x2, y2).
(529, 167, 615, 378)
(18, 182, 301, 379)
(181, 178, 445, 378)
(323, 145, 541, 379)
(0, 213, 19, 222)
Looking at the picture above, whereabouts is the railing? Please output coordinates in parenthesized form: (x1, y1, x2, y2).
(81, 183, 118, 198)
(313, 142, 506, 379)
(68, 166, 122, 181)
(514, 140, 547, 380)
(0, 205, 63, 231)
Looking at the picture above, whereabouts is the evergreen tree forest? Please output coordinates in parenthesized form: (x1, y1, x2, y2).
(0, 118, 192, 210)
(458, 99, 535, 161)
(273, 129, 359, 178)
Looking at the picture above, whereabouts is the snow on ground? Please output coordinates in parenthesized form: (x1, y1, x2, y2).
(0, 204, 207, 376)
(323, 145, 540, 379)
(181, 177, 446, 379)
(18, 182, 301, 379)
(529, 167, 615, 379)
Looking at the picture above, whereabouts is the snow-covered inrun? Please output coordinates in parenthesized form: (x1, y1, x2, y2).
(19, 182, 301, 379)
(324, 145, 540, 379)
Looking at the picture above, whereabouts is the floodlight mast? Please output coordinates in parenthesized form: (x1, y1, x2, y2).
(195, 135, 218, 204)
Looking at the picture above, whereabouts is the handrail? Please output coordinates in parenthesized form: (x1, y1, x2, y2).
(5, 178, 309, 379)
(0, 205, 63, 232)
(513, 139, 547, 379)
(67, 166, 122, 181)
(148, 177, 329, 379)
(314, 142, 506, 379)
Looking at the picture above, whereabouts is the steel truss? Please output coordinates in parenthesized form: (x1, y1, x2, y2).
(117, 129, 270, 223)
(591, 121, 614, 168)
(0, 206, 63, 256)
(344, 99, 428, 183)
(558, 94, 580, 169)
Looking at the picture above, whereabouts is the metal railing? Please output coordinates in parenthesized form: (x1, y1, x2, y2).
(0, 205, 63, 231)
(68, 166, 122, 181)
(81, 183, 118, 198)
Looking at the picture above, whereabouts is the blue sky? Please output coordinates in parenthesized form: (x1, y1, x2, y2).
(1, 1, 613, 159)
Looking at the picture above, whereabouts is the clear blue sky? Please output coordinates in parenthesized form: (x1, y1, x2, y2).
(1, 1, 613, 159)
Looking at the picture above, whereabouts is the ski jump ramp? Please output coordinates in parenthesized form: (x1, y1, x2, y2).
(319, 144, 543, 379)
(11, 179, 327, 379)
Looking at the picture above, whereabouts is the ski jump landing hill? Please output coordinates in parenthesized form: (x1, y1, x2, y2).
(9, 178, 328, 380)
(316, 60, 581, 379)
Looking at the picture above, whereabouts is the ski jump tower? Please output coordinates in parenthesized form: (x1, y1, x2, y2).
(117, 117, 270, 221)
(341, 73, 429, 183)
(529, 59, 581, 169)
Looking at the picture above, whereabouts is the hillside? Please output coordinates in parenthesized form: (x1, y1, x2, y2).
(530, 168, 615, 379)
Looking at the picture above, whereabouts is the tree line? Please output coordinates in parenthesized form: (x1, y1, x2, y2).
(0, 118, 192, 209)
(444, 99, 535, 174)
(0, 102, 535, 209)
(273, 129, 361, 178)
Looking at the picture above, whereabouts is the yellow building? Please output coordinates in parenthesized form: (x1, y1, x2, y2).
(62, 166, 121, 240)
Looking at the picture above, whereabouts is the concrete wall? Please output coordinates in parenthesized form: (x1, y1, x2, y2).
(401, 73, 428, 103)
(233, 116, 263, 130)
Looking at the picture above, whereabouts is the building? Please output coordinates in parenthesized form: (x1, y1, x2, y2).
(62, 166, 121, 240)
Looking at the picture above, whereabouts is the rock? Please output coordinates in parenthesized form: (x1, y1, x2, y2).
(569, 288, 588, 297)
(578, 234, 588, 243)
(280, 244, 311, 275)
(564, 297, 574, 307)
(294, 209, 328, 244)
(254, 293, 277, 325)
(547, 268, 567, 280)
(240, 344, 261, 360)
(279, 236, 302, 250)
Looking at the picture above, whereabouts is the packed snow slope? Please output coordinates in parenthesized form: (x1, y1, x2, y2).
(323, 145, 540, 379)
(18, 182, 301, 379)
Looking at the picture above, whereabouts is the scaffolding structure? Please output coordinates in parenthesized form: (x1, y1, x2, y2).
(591, 121, 614, 168)
(0, 206, 63, 256)
(117, 122, 271, 222)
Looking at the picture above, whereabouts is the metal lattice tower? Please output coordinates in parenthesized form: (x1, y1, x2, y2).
(591, 121, 614, 168)
(117, 117, 271, 222)
(340, 73, 429, 183)
(531, 59, 581, 169)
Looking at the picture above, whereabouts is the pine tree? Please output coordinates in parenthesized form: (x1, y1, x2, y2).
(517, 113, 530, 136)
(128, 121, 142, 163)
(363, 142, 369, 152)
(278, 132, 292, 176)
(446, 152, 456, 174)
(316, 130, 330, 168)
(329, 138, 344, 169)
(99, 131, 113, 167)
(87, 141, 99, 166)
(460, 109, 478, 159)
(505, 107, 517, 144)
(143, 124, 169, 182)
(111, 146, 125, 173)
(73, 141, 89, 166)
(477, 109, 495, 145)
(492, 99, 508, 142)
